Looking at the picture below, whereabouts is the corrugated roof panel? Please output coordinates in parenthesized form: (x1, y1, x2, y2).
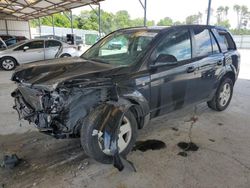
(0, 0, 104, 20)
(21, 7, 36, 13)
(33, 1, 53, 8)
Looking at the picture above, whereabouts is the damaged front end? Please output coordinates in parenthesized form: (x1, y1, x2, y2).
(11, 78, 136, 171)
(11, 78, 117, 138)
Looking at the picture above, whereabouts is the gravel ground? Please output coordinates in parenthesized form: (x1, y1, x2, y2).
(0, 50, 249, 188)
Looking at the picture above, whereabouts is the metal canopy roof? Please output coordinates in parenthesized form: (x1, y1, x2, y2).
(0, 0, 103, 20)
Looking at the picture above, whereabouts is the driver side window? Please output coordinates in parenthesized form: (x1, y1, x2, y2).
(152, 29, 192, 62)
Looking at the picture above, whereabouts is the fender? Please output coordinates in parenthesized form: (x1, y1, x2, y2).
(119, 87, 150, 129)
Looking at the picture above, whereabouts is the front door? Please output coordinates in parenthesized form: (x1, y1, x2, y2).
(15, 40, 45, 64)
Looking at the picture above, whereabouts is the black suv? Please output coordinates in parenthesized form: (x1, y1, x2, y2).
(11, 25, 240, 166)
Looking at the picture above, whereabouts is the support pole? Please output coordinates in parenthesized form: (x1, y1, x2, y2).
(206, 0, 212, 25)
(139, 0, 147, 26)
(38, 18, 41, 37)
(5, 20, 8, 35)
(52, 15, 55, 37)
(98, 4, 101, 37)
(70, 10, 73, 34)
(89, 4, 101, 36)
(144, 0, 147, 26)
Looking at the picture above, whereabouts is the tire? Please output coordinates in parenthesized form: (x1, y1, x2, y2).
(60, 54, 71, 58)
(207, 77, 234, 111)
(80, 108, 138, 164)
(0, 57, 17, 71)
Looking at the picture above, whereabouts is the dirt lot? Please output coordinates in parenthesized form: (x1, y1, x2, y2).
(0, 50, 250, 188)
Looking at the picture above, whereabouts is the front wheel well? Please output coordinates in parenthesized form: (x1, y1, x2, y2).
(128, 102, 146, 130)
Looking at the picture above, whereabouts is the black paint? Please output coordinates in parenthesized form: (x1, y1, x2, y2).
(133, 140, 166, 152)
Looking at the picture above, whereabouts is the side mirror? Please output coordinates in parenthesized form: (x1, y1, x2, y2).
(150, 54, 178, 69)
(23, 46, 29, 51)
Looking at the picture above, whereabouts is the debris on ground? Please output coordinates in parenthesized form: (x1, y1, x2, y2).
(78, 159, 89, 170)
(171, 127, 179, 131)
(0, 154, 21, 169)
(133, 140, 166, 152)
(209, 139, 215, 142)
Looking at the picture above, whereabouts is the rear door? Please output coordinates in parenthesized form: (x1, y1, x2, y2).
(45, 40, 62, 59)
(188, 27, 224, 102)
(15, 40, 45, 64)
(149, 28, 197, 117)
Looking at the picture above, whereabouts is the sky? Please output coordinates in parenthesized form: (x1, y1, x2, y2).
(73, 0, 250, 28)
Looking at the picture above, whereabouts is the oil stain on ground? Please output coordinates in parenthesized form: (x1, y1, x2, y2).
(133, 140, 166, 152)
(177, 142, 199, 157)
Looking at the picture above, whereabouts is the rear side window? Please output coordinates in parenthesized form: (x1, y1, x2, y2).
(212, 29, 236, 52)
(193, 28, 212, 57)
(153, 29, 191, 62)
(45, 40, 61, 48)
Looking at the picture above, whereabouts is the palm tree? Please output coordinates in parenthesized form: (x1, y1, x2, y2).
(233, 5, 241, 29)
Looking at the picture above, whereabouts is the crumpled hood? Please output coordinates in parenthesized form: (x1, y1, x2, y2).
(12, 57, 126, 90)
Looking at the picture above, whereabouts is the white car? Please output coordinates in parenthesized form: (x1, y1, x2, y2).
(0, 39, 80, 71)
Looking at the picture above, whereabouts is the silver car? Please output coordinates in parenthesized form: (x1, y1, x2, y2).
(0, 39, 80, 71)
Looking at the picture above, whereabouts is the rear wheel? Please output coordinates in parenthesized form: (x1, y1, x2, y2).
(0, 57, 17, 71)
(80, 108, 138, 164)
(207, 77, 233, 111)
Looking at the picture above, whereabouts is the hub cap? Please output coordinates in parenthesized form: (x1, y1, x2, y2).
(219, 83, 231, 107)
(98, 116, 132, 155)
(2, 59, 15, 70)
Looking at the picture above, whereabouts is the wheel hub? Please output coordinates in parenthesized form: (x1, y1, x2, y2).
(98, 116, 132, 155)
(219, 83, 231, 107)
(2, 59, 14, 70)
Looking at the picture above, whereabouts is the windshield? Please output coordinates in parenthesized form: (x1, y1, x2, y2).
(82, 30, 158, 66)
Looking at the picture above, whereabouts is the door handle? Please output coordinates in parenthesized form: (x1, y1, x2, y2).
(186, 66, 196, 73)
(217, 60, 223, 65)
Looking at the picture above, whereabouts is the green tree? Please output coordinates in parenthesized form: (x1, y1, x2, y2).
(233, 5, 250, 29)
(157, 17, 173, 26)
(185, 13, 202, 24)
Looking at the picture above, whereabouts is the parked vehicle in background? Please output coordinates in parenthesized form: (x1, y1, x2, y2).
(11, 25, 240, 167)
(0, 38, 7, 50)
(0, 35, 27, 47)
(108, 41, 123, 50)
(0, 39, 80, 70)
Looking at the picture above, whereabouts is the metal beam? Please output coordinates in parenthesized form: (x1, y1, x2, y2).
(206, 0, 212, 25)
